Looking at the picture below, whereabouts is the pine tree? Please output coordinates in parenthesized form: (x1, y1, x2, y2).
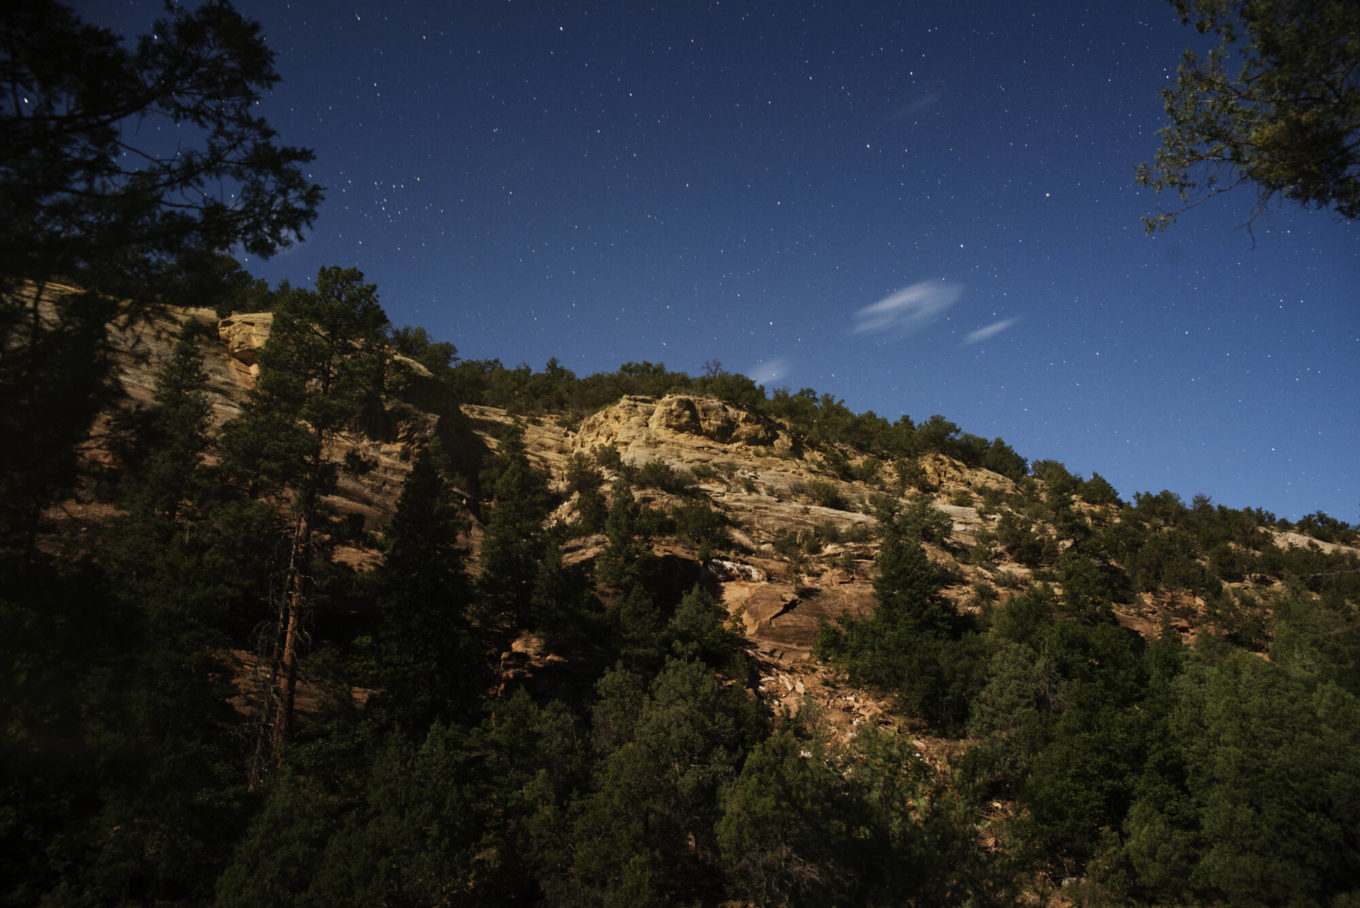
(219, 265, 389, 782)
(1, 320, 242, 902)
(872, 516, 952, 638)
(476, 422, 551, 628)
(1138, 0, 1360, 230)
(818, 514, 974, 730)
(367, 443, 473, 731)
(1, 0, 321, 560)
(598, 481, 652, 592)
(114, 320, 215, 538)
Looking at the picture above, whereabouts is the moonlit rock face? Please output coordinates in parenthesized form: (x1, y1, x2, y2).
(572, 394, 793, 463)
(217, 312, 274, 369)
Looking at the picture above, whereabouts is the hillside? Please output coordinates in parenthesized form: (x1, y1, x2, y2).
(8, 4, 1356, 903)
(6, 290, 1360, 906)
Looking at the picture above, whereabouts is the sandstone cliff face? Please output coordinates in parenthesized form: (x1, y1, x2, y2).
(574, 394, 795, 459)
(216, 312, 273, 385)
(93, 300, 1360, 745)
(99, 303, 994, 593)
(40, 289, 1358, 757)
(82, 304, 1029, 670)
(87, 303, 484, 528)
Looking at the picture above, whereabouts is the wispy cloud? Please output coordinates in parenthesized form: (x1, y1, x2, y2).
(885, 91, 942, 121)
(962, 317, 1019, 345)
(850, 280, 962, 338)
(747, 357, 790, 386)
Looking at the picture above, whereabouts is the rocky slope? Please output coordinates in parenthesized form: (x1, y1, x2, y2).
(70, 300, 976, 737)
(79, 299, 1358, 744)
(71, 291, 482, 526)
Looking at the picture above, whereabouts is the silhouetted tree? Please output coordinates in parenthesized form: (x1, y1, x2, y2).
(0, 0, 320, 558)
(365, 443, 473, 732)
(476, 422, 552, 627)
(1139, 0, 1360, 229)
(219, 266, 389, 781)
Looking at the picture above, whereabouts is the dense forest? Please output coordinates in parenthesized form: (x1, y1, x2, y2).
(4, 2, 1360, 906)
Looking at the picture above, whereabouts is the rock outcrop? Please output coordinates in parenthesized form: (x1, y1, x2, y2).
(573, 394, 795, 460)
(90, 302, 485, 527)
(216, 312, 273, 384)
(79, 297, 1360, 748)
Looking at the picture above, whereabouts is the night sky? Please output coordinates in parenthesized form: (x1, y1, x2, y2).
(85, 1, 1358, 522)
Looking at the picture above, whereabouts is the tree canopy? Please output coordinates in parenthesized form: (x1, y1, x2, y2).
(1138, 0, 1360, 230)
(0, 0, 322, 288)
(0, 0, 321, 560)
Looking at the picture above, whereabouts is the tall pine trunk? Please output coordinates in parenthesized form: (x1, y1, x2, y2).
(248, 480, 319, 790)
(271, 507, 312, 762)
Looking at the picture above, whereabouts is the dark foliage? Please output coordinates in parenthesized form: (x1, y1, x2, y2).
(1, 0, 321, 562)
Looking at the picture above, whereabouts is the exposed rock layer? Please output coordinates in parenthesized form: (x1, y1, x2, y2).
(76, 299, 1360, 744)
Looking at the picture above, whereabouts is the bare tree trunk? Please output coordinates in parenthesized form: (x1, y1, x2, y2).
(270, 508, 312, 763)
(246, 500, 314, 790)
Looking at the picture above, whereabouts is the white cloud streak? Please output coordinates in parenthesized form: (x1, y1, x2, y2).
(885, 91, 942, 121)
(850, 280, 962, 338)
(962, 317, 1019, 345)
(747, 357, 790, 385)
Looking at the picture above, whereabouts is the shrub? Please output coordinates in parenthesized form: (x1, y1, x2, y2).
(772, 529, 802, 561)
(689, 462, 719, 482)
(997, 512, 1049, 567)
(790, 479, 848, 510)
(818, 447, 853, 480)
(843, 522, 877, 544)
(977, 485, 1006, 515)
(902, 495, 953, 544)
(814, 521, 842, 545)
(1080, 471, 1122, 507)
(894, 458, 935, 493)
(671, 498, 729, 559)
(592, 445, 623, 472)
(632, 459, 695, 495)
(852, 457, 881, 484)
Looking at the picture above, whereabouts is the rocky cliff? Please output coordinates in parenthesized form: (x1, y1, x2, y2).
(78, 299, 1358, 743)
(69, 301, 969, 736)
(80, 296, 480, 526)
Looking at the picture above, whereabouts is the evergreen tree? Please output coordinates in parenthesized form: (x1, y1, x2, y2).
(1139, 0, 1360, 229)
(1166, 652, 1360, 904)
(874, 519, 949, 629)
(476, 422, 551, 627)
(1058, 552, 1118, 624)
(1, 320, 244, 903)
(818, 514, 975, 730)
(112, 320, 216, 537)
(0, 285, 120, 561)
(0, 0, 321, 560)
(529, 538, 594, 643)
(717, 729, 856, 906)
(564, 451, 608, 533)
(365, 443, 473, 732)
(667, 585, 739, 670)
(0, 559, 135, 903)
(597, 481, 653, 591)
(219, 265, 389, 781)
(94, 326, 273, 901)
(571, 657, 767, 903)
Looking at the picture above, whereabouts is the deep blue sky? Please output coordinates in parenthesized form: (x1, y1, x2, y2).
(88, 1, 1358, 522)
